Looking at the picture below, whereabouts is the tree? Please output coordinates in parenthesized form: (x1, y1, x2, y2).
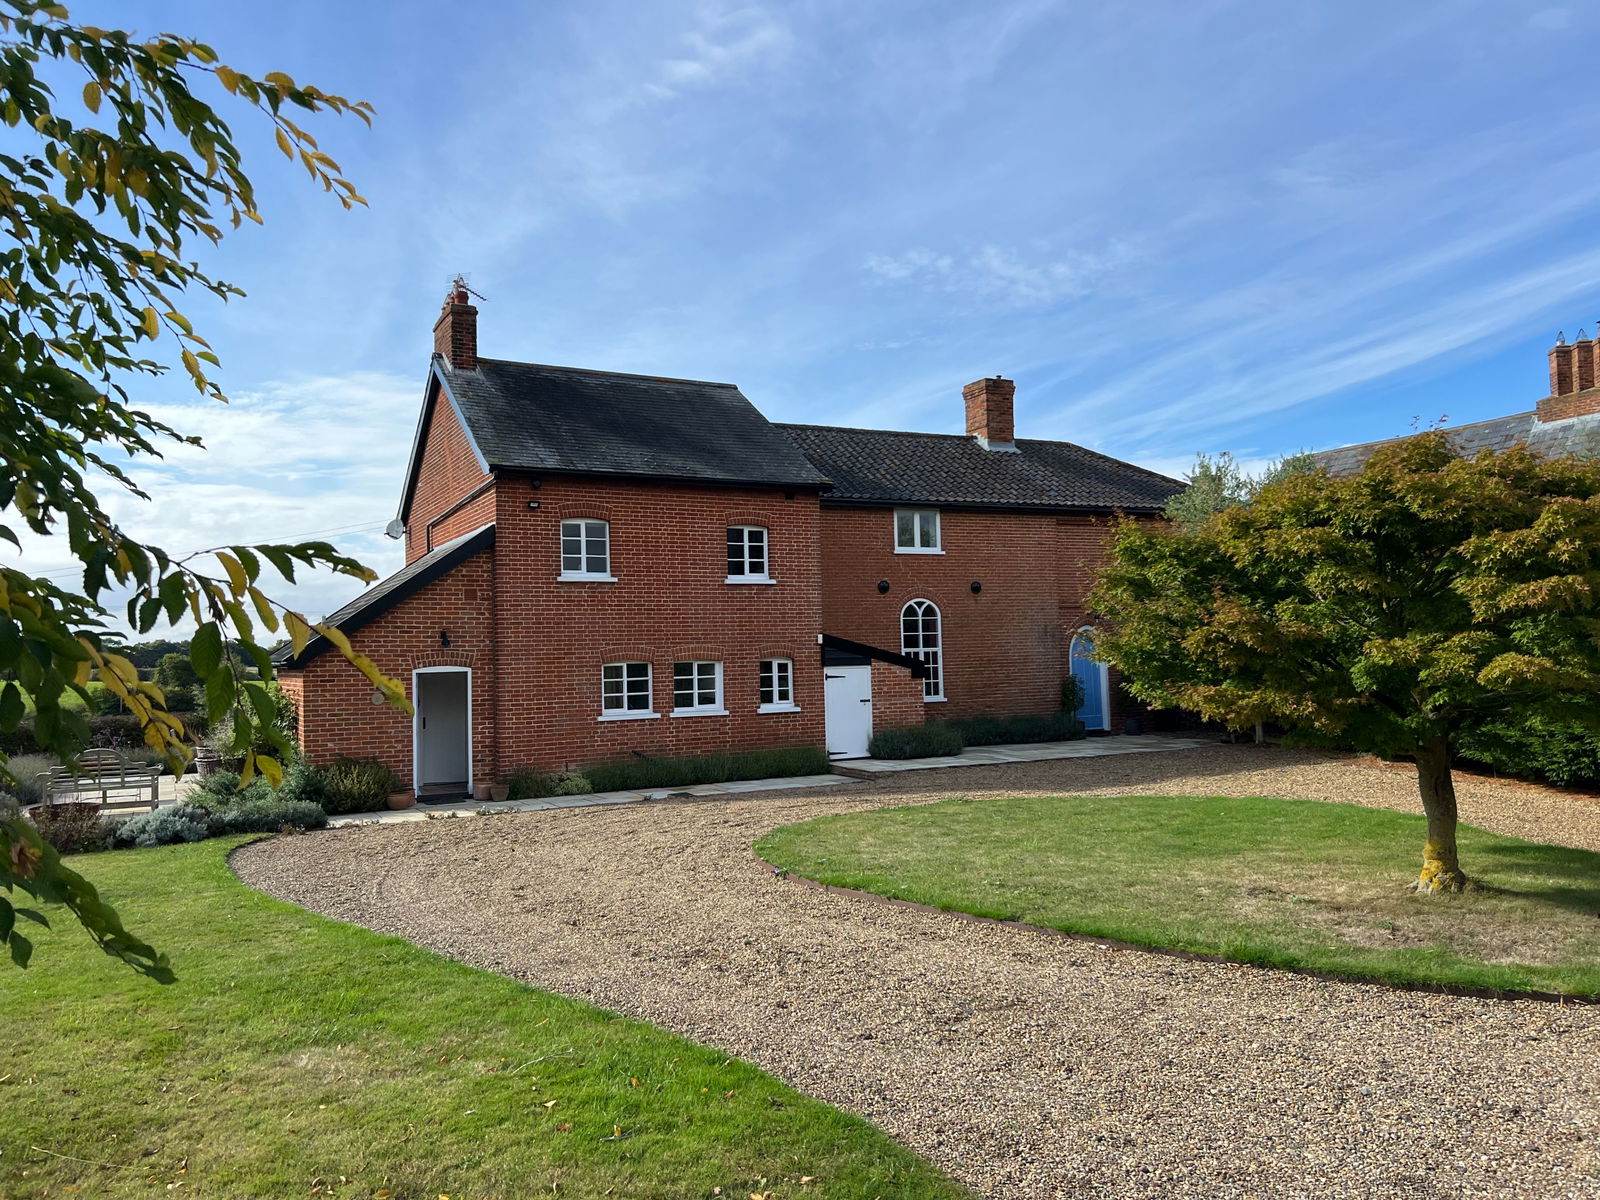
(1091, 433, 1600, 892)
(0, 2, 408, 980)
(1164, 451, 1315, 528)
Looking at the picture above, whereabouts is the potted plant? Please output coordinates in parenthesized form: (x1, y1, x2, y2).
(387, 788, 416, 810)
(488, 782, 510, 803)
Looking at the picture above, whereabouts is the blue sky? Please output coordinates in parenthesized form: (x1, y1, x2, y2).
(34, 0, 1600, 624)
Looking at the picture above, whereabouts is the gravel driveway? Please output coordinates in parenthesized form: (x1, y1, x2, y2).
(235, 745, 1600, 1199)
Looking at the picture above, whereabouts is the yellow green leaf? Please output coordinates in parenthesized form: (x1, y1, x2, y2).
(141, 306, 159, 338)
(82, 80, 101, 113)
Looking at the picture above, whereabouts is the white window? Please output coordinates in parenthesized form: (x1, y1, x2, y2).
(758, 658, 796, 711)
(901, 598, 944, 700)
(672, 660, 725, 715)
(726, 525, 770, 581)
(894, 509, 941, 554)
(600, 661, 654, 719)
(560, 519, 612, 579)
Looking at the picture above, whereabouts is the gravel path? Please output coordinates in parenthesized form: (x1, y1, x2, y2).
(236, 745, 1600, 1199)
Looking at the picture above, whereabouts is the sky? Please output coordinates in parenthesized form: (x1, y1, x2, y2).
(22, 0, 1600, 627)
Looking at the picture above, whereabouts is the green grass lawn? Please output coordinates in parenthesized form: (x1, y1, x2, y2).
(756, 795, 1600, 998)
(0, 839, 967, 1200)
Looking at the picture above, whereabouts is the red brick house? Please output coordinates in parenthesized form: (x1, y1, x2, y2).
(274, 287, 1181, 796)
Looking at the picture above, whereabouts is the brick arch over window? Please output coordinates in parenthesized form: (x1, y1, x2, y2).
(550, 501, 615, 520)
(415, 649, 477, 670)
(662, 644, 727, 663)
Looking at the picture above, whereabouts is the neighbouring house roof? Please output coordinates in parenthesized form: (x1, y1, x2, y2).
(272, 523, 495, 668)
(434, 357, 831, 490)
(1312, 410, 1600, 475)
(777, 424, 1184, 513)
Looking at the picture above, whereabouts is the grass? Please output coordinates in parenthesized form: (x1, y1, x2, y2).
(0, 838, 967, 1200)
(755, 794, 1600, 998)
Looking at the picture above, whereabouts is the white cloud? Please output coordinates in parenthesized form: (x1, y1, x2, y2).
(863, 240, 1141, 310)
(12, 372, 419, 633)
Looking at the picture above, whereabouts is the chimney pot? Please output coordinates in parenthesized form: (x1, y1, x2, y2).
(963, 376, 1017, 450)
(432, 279, 478, 371)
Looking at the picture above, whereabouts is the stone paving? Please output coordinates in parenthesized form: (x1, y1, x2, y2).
(324, 734, 1213, 826)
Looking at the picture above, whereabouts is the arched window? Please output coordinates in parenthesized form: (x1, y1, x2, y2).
(901, 599, 944, 700)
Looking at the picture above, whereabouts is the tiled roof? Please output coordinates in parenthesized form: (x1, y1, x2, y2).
(777, 423, 1183, 513)
(440, 358, 829, 489)
(272, 524, 495, 668)
(1313, 410, 1600, 475)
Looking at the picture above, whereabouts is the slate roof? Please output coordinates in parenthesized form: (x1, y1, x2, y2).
(777, 424, 1184, 513)
(438, 358, 829, 489)
(272, 524, 495, 668)
(1313, 410, 1600, 475)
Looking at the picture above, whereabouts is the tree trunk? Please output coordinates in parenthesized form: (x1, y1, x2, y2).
(1412, 736, 1468, 893)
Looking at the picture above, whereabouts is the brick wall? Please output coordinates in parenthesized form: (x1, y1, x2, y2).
(404, 384, 495, 563)
(870, 657, 926, 731)
(489, 475, 827, 772)
(282, 550, 497, 788)
(817, 505, 1124, 724)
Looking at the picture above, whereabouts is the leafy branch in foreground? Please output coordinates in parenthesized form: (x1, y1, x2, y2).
(0, 0, 402, 980)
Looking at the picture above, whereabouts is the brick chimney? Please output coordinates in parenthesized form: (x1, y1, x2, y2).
(432, 278, 478, 371)
(964, 376, 1017, 450)
(1538, 329, 1600, 422)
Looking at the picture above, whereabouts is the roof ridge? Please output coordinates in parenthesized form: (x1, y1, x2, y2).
(779, 422, 1183, 486)
(474, 357, 739, 389)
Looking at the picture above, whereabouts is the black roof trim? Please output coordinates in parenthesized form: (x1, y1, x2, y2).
(820, 633, 928, 679)
(273, 523, 495, 668)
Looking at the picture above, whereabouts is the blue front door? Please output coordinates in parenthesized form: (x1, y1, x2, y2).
(1070, 631, 1107, 731)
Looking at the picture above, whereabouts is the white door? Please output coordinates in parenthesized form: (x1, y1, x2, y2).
(415, 669, 470, 786)
(824, 665, 873, 759)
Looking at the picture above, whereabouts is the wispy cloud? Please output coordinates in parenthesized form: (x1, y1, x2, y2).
(863, 240, 1142, 310)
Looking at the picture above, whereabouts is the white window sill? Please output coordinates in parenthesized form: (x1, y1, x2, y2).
(670, 708, 728, 718)
(923, 695, 947, 703)
(894, 547, 945, 555)
(724, 576, 776, 585)
(597, 710, 659, 722)
(757, 703, 801, 714)
(559, 572, 618, 583)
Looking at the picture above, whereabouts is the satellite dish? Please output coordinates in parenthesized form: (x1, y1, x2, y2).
(385, 518, 407, 540)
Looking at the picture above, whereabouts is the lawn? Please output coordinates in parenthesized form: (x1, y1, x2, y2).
(0, 838, 967, 1200)
(755, 795, 1600, 998)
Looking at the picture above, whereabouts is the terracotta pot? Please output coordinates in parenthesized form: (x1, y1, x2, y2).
(472, 782, 493, 802)
(387, 790, 416, 810)
(488, 783, 510, 803)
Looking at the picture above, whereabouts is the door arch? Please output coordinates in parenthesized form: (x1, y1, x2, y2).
(1069, 627, 1109, 732)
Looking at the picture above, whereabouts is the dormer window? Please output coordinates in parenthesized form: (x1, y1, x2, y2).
(894, 509, 941, 554)
(559, 519, 614, 580)
(726, 525, 771, 582)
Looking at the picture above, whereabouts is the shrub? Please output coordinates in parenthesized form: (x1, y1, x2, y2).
(946, 710, 1084, 747)
(317, 757, 401, 815)
(4, 752, 60, 804)
(1061, 675, 1085, 714)
(204, 798, 328, 836)
(506, 767, 595, 800)
(30, 802, 116, 854)
(277, 757, 329, 809)
(0, 791, 18, 821)
(867, 724, 965, 760)
(1457, 717, 1600, 788)
(114, 805, 210, 848)
(581, 745, 830, 793)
